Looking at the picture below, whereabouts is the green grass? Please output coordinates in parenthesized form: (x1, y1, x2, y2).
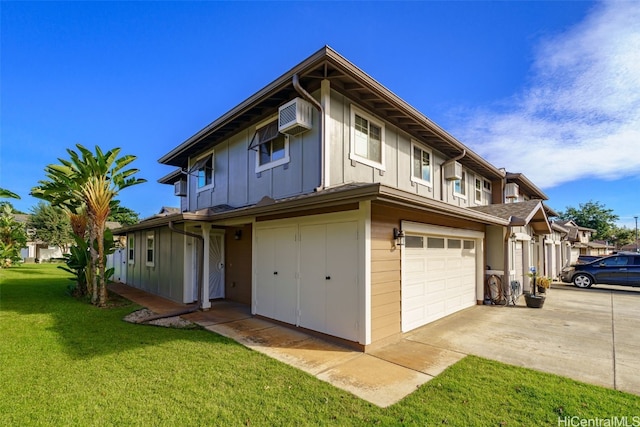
(1, 264, 638, 426)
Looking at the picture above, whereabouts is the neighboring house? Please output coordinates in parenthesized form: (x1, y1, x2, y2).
(14, 213, 67, 262)
(554, 220, 612, 262)
(471, 172, 561, 287)
(115, 46, 555, 351)
(620, 240, 640, 252)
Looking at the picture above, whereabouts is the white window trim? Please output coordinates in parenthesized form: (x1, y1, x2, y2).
(349, 104, 386, 171)
(193, 150, 215, 192)
(127, 235, 135, 265)
(453, 170, 467, 199)
(254, 117, 290, 174)
(410, 140, 433, 187)
(145, 232, 155, 267)
(483, 179, 492, 194)
(474, 176, 483, 204)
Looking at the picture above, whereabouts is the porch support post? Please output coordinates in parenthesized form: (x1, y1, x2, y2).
(201, 223, 212, 310)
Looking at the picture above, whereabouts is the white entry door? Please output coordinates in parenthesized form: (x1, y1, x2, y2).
(209, 231, 225, 299)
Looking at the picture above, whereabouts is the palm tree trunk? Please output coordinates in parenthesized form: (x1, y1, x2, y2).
(97, 221, 108, 307)
(89, 219, 99, 305)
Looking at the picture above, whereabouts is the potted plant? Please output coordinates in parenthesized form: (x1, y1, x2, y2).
(525, 268, 546, 308)
(536, 276, 551, 294)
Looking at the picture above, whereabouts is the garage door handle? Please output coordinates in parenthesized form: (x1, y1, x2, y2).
(274, 271, 278, 275)
(325, 276, 331, 280)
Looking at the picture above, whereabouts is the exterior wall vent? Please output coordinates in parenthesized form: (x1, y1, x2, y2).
(505, 182, 520, 199)
(443, 161, 463, 181)
(174, 180, 187, 197)
(278, 97, 313, 136)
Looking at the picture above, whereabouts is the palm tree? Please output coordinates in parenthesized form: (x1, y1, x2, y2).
(0, 188, 20, 199)
(32, 144, 145, 306)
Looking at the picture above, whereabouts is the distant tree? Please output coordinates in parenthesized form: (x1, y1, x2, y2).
(108, 204, 140, 226)
(559, 200, 618, 241)
(27, 202, 73, 252)
(0, 204, 28, 268)
(610, 226, 635, 249)
(0, 202, 27, 215)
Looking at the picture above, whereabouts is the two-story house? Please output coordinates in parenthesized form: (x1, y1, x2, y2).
(554, 220, 612, 263)
(115, 46, 554, 351)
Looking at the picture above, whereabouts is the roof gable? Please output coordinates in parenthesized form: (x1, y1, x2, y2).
(158, 46, 504, 181)
(470, 200, 552, 234)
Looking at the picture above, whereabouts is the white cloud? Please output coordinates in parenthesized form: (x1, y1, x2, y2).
(454, 1, 640, 188)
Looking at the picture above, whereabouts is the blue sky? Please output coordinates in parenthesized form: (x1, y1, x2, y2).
(1, 1, 639, 229)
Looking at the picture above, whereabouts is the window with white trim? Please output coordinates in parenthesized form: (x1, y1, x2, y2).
(350, 105, 385, 169)
(411, 142, 432, 186)
(474, 177, 482, 203)
(127, 235, 135, 265)
(193, 151, 214, 190)
(250, 119, 290, 173)
(454, 171, 467, 198)
(146, 232, 155, 267)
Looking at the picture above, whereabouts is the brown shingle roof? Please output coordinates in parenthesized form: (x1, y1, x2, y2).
(470, 200, 551, 234)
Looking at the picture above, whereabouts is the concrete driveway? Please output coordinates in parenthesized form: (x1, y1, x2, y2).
(400, 284, 640, 397)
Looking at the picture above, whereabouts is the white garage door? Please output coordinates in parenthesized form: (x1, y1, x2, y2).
(402, 229, 478, 332)
(254, 219, 359, 341)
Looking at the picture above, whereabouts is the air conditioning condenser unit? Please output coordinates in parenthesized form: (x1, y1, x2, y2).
(278, 97, 313, 136)
(174, 180, 187, 197)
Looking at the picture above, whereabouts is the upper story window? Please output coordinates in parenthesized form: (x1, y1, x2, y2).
(250, 118, 290, 173)
(454, 171, 467, 198)
(350, 105, 385, 170)
(474, 177, 482, 203)
(411, 141, 432, 187)
(146, 232, 155, 267)
(127, 235, 134, 265)
(193, 151, 214, 190)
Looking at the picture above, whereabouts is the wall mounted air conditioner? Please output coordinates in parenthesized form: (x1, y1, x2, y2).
(443, 161, 463, 180)
(174, 180, 187, 197)
(278, 97, 313, 136)
(505, 182, 520, 199)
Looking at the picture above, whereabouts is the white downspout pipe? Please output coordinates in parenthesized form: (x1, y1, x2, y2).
(292, 74, 325, 191)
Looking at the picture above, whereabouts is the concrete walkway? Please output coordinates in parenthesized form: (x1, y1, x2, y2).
(109, 283, 640, 407)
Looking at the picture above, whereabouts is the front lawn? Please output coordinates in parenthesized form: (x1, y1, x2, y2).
(1, 264, 638, 426)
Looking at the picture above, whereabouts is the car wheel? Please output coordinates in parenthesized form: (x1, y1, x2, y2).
(573, 273, 593, 288)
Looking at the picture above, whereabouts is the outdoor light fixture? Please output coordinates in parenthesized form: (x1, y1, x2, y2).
(393, 228, 405, 246)
(234, 229, 242, 240)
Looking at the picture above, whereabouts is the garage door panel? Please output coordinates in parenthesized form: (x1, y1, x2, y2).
(404, 283, 425, 299)
(325, 221, 358, 340)
(299, 224, 327, 333)
(299, 221, 359, 342)
(402, 229, 479, 332)
(405, 257, 426, 273)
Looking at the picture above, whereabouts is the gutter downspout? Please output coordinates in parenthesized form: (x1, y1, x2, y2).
(503, 226, 512, 299)
(439, 150, 466, 201)
(293, 74, 325, 191)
